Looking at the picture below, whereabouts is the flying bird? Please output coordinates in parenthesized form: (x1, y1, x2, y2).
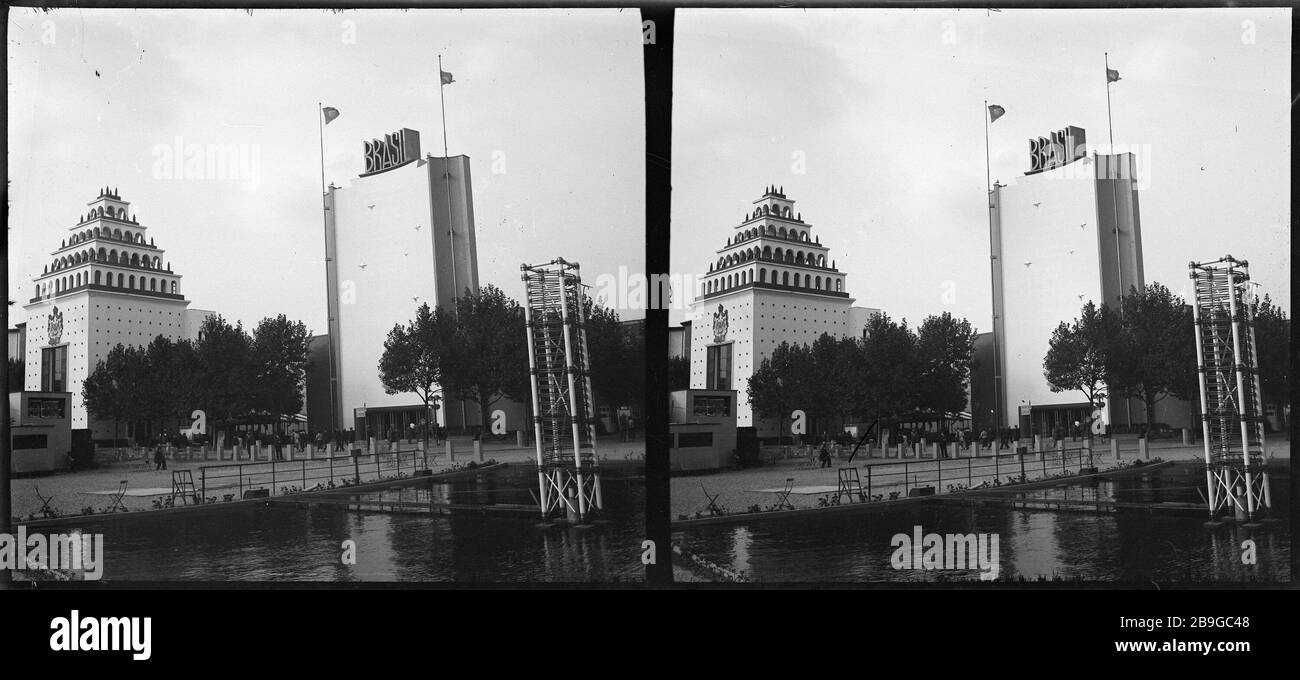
(1079, 222, 1087, 229)
(414, 224, 422, 231)
(1032, 202, 1041, 208)
(1024, 261, 1033, 267)
(412, 296, 420, 302)
(1068, 249, 1075, 255)
(367, 204, 376, 210)
(358, 263, 367, 269)
(94, 70, 101, 77)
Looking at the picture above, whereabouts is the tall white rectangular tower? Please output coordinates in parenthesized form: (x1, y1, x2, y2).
(324, 127, 482, 434)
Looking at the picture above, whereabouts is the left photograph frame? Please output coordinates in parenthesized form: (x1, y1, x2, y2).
(3, 6, 649, 584)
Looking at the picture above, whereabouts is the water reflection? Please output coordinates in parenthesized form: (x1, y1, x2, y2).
(676, 462, 1290, 583)
(59, 465, 644, 583)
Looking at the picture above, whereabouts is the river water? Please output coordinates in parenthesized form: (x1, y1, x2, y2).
(63, 464, 645, 583)
(673, 461, 1291, 583)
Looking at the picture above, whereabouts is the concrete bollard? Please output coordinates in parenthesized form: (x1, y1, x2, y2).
(446, 440, 455, 462)
(474, 439, 483, 462)
(1138, 437, 1149, 460)
(517, 430, 526, 448)
(1182, 428, 1192, 446)
(1111, 438, 1121, 461)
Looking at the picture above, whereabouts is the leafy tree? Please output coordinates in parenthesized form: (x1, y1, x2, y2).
(621, 319, 646, 418)
(251, 314, 312, 433)
(7, 357, 23, 391)
(807, 333, 850, 437)
(666, 355, 690, 392)
(193, 314, 254, 442)
(915, 312, 977, 415)
(748, 341, 811, 445)
(82, 345, 137, 448)
(858, 312, 920, 428)
(441, 285, 527, 431)
(585, 300, 641, 422)
(134, 336, 198, 438)
(1043, 301, 1111, 411)
(378, 303, 445, 452)
(1252, 293, 1289, 420)
(1106, 283, 1196, 428)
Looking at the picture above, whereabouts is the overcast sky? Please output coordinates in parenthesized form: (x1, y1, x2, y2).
(670, 8, 1290, 330)
(8, 8, 644, 333)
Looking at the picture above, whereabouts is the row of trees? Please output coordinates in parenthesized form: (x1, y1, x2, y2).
(747, 312, 977, 437)
(82, 314, 311, 443)
(378, 285, 644, 449)
(1044, 283, 1289, 429)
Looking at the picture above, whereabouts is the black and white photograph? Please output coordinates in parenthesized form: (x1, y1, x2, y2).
(667, 8, 1290, 583)
(4, 7, 648, 583)
(2, 0, 1296, 636)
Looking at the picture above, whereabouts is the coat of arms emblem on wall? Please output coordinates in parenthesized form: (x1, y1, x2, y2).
(48, 306, 64, 345)
(711, 304, 728, 343)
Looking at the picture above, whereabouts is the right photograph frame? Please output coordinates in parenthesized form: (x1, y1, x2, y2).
(665, 7, 1292, 584)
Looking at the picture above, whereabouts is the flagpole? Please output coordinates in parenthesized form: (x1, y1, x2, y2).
(984, 100, 1003, 433)
(1104, 52, 1115, 151)
(1105, 52, 1131, 427)
(319, 103, 339, 434)
(437, 55, 466, 432)
(438, 54, 458, 310)
(1105, 53, 1124, 308)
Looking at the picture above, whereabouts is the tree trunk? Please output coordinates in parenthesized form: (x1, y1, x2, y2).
(478, 394, 492, 438)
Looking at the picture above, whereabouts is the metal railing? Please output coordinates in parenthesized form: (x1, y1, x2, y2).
(191, 450, 429, 503)
(833, 448, 1100, 503)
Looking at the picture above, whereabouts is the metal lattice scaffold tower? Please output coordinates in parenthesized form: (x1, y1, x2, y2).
(521, 258, 602, 523)
(1189, 255, 1271, 520)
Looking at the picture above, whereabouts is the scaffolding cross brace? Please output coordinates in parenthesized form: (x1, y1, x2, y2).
(1189, 255, 1271, 520)
(522, 258, 603, 522)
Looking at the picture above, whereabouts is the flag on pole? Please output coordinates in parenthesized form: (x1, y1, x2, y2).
(440, 70, 455, 85)
(1106, 68, 1121, 83)
(988, 104, 1006, 123)
(322, 106, 341, 125)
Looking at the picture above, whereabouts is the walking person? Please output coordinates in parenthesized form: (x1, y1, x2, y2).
(818, 441, 832, 468)
(153, 441, 167, 471)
